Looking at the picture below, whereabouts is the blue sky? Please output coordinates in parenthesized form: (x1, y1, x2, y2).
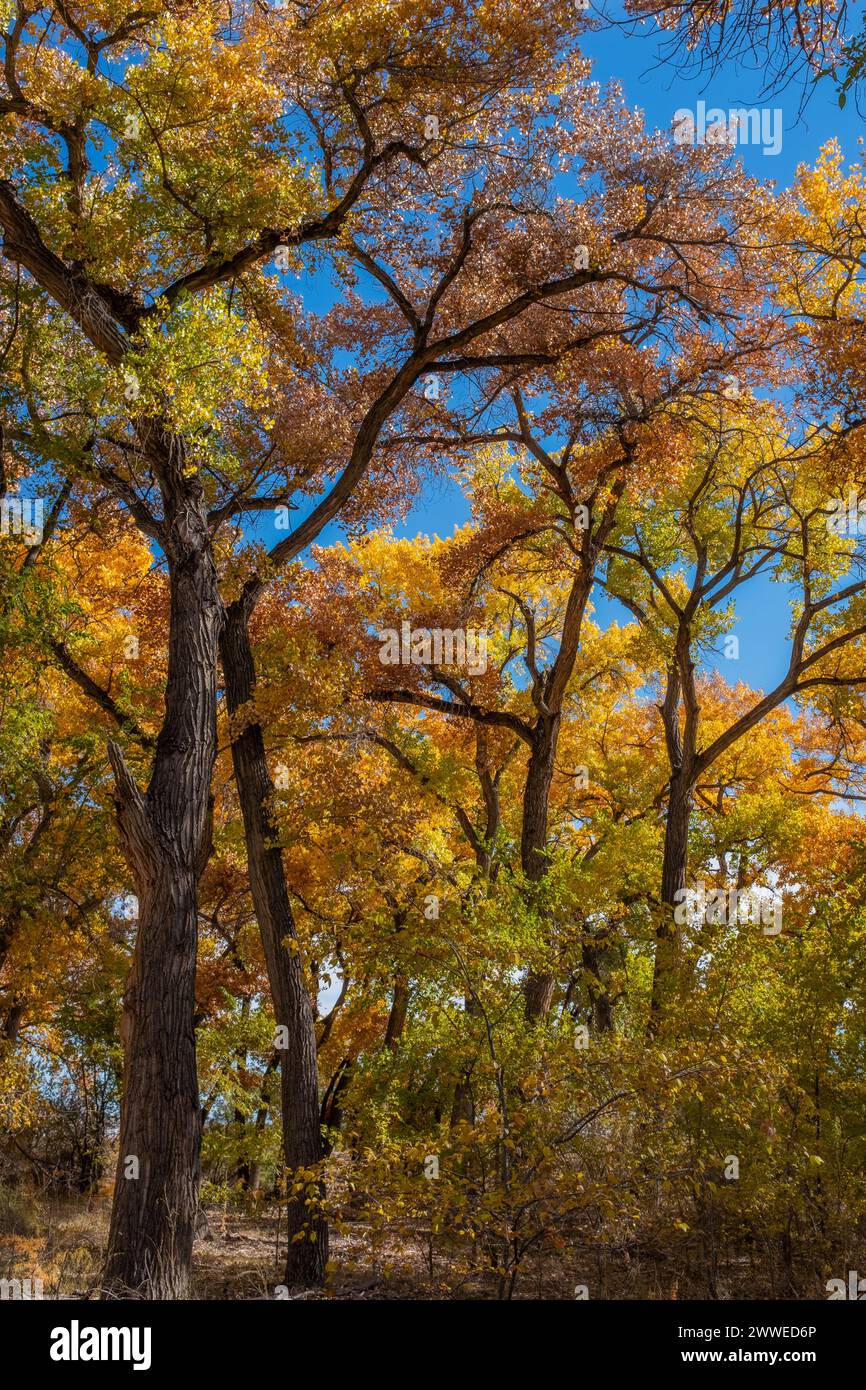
(582, 6, 863, 189)
(585, 12, 860, 693)
(280, 11, 862, 697)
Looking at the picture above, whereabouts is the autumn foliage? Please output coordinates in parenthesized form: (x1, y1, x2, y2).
(0, 0, 865, 1303)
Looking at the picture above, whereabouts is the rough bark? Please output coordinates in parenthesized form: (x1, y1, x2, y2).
(103, 485, 221, 1298)
(220, 599, 327, 1289)
(0, 172, 223, 1296)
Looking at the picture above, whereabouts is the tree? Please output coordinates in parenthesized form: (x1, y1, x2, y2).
(622, 0, 851, 101)
(358, 119, 777, 1015)
(0, 0, 610, 1294)
(602, 396, 866, 1026)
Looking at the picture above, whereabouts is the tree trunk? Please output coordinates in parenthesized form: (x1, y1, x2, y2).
(450, 1075, 475, 1127)
(521, 714, 560, 1020)
(220, 600, 327, 1289)
(233, 999, 252, 1189)
(581, 937, 616, 1034)
(649, 769, 693, 1032)
(1, 997, 25, 1042)
(320, 1058, 352, 1151)
(384, 975, 409, 1051)
(104, 496, 221, 1298)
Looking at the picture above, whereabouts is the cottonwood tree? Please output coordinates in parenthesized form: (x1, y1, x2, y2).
(601, 400, 866, 1026)
(0, 0, 597, 1293)
(199, 19, 784, 1262)
(208, 43, 680, 1279)
(358, 121, 778, 1016)
(0, 0, 633, 1289)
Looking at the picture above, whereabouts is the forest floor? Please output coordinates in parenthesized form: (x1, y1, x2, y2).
(2, 1195, 549, 1300)
(0, 1191, 813, 1300)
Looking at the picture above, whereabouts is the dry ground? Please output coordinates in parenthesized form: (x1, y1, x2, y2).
(0, 1190, 815, 1300)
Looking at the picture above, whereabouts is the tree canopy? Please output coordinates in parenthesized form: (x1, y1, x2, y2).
(1, 0, 865, 1307)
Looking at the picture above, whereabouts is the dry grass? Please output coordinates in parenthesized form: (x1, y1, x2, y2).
(0, 1188, 814, 1300)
